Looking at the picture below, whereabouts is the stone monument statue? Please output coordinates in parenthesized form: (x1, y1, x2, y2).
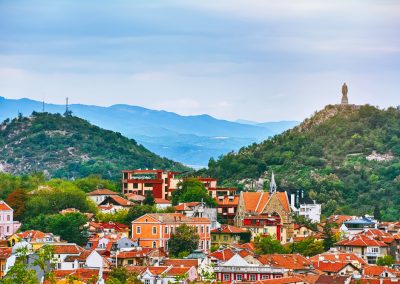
(341, 83, 348, 105)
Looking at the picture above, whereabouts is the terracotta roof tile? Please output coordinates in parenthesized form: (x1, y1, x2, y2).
(88, 189, 118, 196)
(261, 254, 313, 270)
(162, 259, 199, 268)
(53, 244, 83, 255)
(0, 201, 12, 211)
(363, 265, 399, 277)
(335, 235, 388, 247)
(211, 225, 247, 234)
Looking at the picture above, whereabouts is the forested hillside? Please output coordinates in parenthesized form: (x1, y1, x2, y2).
(201, 105, 400, 220)
(0, 112, 188, 179)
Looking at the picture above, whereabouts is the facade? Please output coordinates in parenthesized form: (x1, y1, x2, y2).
(122, 169, 180, 199)
(341, 216, 377, 237)
(0, 201, 20, 237)
(0, 247, 12, 278)
(98, 195, 133, 213)
(175, 202, 220, 229)
(211, 225, 250, 246)
(131, 213, 211, 252)
(234, 175, 293, 243)
(214, 254, 286, 282)
(215, 195, 239, 225)
(335, 235, 389, 264)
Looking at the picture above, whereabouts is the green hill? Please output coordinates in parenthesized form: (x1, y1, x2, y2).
(201, 105, 400, 220)
(0, 112, 188, 179)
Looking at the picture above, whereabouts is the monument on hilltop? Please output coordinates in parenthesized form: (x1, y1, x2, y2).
(341, 83, 349, 105)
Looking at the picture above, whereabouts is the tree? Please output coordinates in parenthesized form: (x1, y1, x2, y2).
(106, 267, 141, 284)
(171, 178, 216, 206)
(143, 191, 155, 206)
(254, 235, 288, 254)
(126, 205, 156, 223)
(169, 224, 200, 257)
(33, 245, 55, 282)
(373, 205, 381, 221)
(6, 189, 28, 221)
(322, 223, 336, 251)
(0, 247, 39, 284)
(288, 237, 324, 256)
(376, 255, 395, 266)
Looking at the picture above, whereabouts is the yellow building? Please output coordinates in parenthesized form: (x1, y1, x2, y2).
(211, 225, 250, 246)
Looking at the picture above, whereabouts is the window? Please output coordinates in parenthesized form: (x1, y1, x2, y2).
(165, 227, 169, 234)
(128, 260, 133, 265)
(370, 247, 379, 253)
(223, 236, 228, 241)
(275, 275, 282, 279)
(133, 183, 138, 189)
(145, 280, 150, 284)
(7, 215, 10, 221)
(171, 226, 174, 234)
(152, 241, 157, 248)
(262, 275, 269, 280)
(223, 274, 230, 281)
(166, 241, 169, 250)
(123, 183, 128, 189)
(201, 225, 204, 233)
(206, 226, 210, 233)
(236, 274, 242, 280)
(249, 274, 256, 281)
(6, 226, 9, 233)
(136, 226, 141, 234)
(212, 235, 216, 241)
(144, 183, 152, 187)
(152, 227, 157, 235)
(206, 241, 209, 249)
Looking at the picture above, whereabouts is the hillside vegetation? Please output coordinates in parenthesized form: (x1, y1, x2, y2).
(0, 112, 188, 179)
(202, 105, 400, 220)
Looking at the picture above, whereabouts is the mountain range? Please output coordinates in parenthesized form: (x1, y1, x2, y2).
(0, 96, 298, 167)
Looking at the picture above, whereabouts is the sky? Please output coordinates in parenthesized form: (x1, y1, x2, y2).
(0, 0, 399, 122)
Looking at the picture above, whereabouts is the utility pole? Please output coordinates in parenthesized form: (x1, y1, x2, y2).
(42, 97, 45, 113)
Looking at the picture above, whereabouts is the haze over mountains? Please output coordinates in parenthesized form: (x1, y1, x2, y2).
(0, 97, 298, 167)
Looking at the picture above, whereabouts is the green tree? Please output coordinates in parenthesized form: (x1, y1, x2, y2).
(143, 190, 155, 206)
(169, 224, 200, 257)
(0, 247, 39, 284)
(376, 255, 395, 266)
(33, 245, 55, 282)
(322, 223, 336, 251)
(171, 178, 216, 206)
(126, 205, 156, 223)
(288, 237, 324, 256)
(254, 235, 288, 254)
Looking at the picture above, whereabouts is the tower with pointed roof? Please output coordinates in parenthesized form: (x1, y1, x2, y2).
(269, 172, 277, 194)
(341, 83, 348, 105)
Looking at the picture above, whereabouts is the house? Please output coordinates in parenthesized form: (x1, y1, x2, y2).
(261, 254, 315, 274)
(122, 169, 181, 199)
(215, 195, 239, 225)
(234, 174, 294, 243)
(211, 224, 250, 246)
(115, 247, 153, 267)
(10, 230, 61, 249)
(327, 215, 354, 227)
(52, 244, 85, 270)
(208, 187, 237, 198)
(312, 261, 361, 276)
(0, 247, 12, 277)
(0, 200, 21, 237)
(335, 235, 389, 264)
(340, 216, 377, 237)
(154, 198, 171, 210)
(87, 189, 119, 205)
(289, 193, 321, 223)
(363, 265, 400, 278)
(98, 195, 133, 212)
(131, 213, 211, 252)
(214, 253, 287, 282)
(175, 202, 220, 229)
(255, 276, 311, 284)
(140, 265, 198, 284)
(293, 224, 315, 239)
(88, 221, 130, 238)
(309, 252, 368, 269)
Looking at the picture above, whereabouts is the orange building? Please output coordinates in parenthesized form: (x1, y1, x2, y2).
(131, 213, 211, 252)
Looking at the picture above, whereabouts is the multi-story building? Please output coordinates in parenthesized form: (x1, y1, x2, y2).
(214, 254, 287, 282)
(122, 169, 180, 199)
(131, 213, 211, 252)
(209, 187, 237, 199)
(211, 225, 250, 246)
(335, 235, 389, 264)
(0, 201, 20, 238)
(215, 195, 239, 225)
(234, 174, 293, 243)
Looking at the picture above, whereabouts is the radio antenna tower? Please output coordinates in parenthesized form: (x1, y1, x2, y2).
(64, 97, 72, 116)
(42, 97, 45, 113)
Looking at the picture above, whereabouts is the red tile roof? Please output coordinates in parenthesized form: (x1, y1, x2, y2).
(125, 194, 145, 202)
(53, 244, 83, 255)
(88, 189, 118, 196)
(0, 247, 12, 260)
(242, 192, 290, 214)
(174, 202, 200, 211)
(116, 248, 153, 259)
(101, 195, 133, 207)
(309, 253, 367, 266)
(335, 235, 388, 247)
(17, 230, 47, 241)
(313, 261, 358, 273)
(154, 198, 171, 205)
(162, 259, 199, 268)
(363, 265, 399, 277)
(261, 254, 313, 270)
(327, 215, 353, 225)
(211, 224, 247, 234)
(256, 276, 306, 284)
(165, 266, 193, 276)
(209, 248, 235, 261)
(215, 195, 239, 206)
(0, 201, 12, 211)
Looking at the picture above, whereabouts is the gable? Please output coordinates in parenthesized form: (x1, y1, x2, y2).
(132, 214, 161, 224)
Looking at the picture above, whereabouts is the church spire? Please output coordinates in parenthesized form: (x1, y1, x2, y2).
(269, 172, 277, 194)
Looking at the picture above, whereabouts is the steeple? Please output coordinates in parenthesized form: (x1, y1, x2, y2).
(269, 172, 277, 194)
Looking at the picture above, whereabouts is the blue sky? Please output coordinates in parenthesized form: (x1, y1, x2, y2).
(0, 0, 399, 121)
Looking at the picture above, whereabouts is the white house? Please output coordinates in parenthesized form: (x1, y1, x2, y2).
(87, 189, 119, 205)
(0, 200, 21, 237)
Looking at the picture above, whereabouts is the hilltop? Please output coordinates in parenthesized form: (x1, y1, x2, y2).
(0, 112, 188, 179)
(201, 104, 400, 220)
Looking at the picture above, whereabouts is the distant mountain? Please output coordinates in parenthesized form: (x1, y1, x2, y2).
(201, 104, 400, 220)
(0, 96, 297, 167)
(0, 112, 187, 179)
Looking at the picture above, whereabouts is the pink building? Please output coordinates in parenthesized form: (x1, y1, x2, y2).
(0, 201, 20, 237)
